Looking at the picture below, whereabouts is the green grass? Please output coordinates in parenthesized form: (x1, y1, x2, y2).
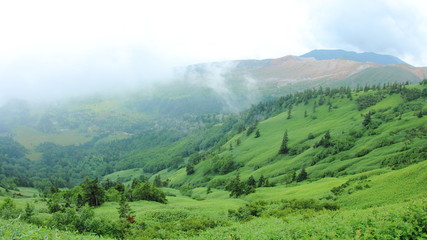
(244, 178, 346, 202)
(102, 168, 145, 183)
(338, 161, 427, 208)
(337, 66, 421, 87)
(0, 218, 111, 240)
(94, 195, 246, 223)
(14, 126, 90, 150)
(2, 165, 427, 239)
(191, 198, 427, 240)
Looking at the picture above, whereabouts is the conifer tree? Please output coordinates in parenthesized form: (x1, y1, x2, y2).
(323, 130, 331, 147)
(328, 100, 333, 112)
(318, 96, 325, 105)
(206, 186, 212, 194)
(236, 138, 241, 146)
(226, 172, 245, 197)
(131, 178, 141, 189)
(257, 175, 266, 187)
(362, 111, 372, 127)
(154, 175, 162, 187)
(315, 130, 332, 148)
(296, 168, 308, 182)
(118, 194, 134, 220)
(279, 130, 289, 154)
(290, 170, 296, 183)
(347, 91, 353, 100)
(186, 163, 195, 175)
(23, 203, 34, 221)
(254, 129, 260, 138)
(247, 175, 256, 187)
(265, 179, 270, 187)
(81, 178, 105, 207)
(76, 194, 84, 208)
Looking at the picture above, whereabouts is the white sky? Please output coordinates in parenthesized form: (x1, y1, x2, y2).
(0, 0, 426, 103)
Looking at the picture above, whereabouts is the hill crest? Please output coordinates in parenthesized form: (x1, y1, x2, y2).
(300, 49, 408, 65)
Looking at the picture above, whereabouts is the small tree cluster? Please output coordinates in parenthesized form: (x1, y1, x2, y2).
(186, 163, 195, 175)
(246, 122, 258, 136)
(226, 174, 272, 197)
(153, 175, 169, 188)
(355, 93, 384, 110)
(257, 175, 271, 187)
(296, 168, 308, 182)
(129, 178, 167, 203)
(81, 178, 105, 207)
(208, 155, 241, 175)
(314, 130, 332, 148)
(186, 152, 208, 175)
(226, 173, 255, 198)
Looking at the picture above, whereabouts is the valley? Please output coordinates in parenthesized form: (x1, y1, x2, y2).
(0, 53, 426, 239)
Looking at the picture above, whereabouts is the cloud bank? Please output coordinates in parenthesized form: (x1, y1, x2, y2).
(0, 0, 426, 104)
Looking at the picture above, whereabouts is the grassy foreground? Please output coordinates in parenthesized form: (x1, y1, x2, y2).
(191, 198, 427, 240)
(0, 218, 111, 240)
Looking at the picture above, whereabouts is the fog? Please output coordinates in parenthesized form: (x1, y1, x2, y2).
(178, 61, 261, 112)
(0, 0, 426, 106)
(0, 46, 176, 105)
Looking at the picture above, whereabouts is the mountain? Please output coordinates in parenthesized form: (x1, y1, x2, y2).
(300, 49, 408, 65)
(176, 53, 426, 108)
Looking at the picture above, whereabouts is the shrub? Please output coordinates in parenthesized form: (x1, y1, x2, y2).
(228, 201, 267, 221)
(0, 198, 21, 219)
(401, 88, 422, 101)
(246, 125, 256, 136)
(381, 146, 427, 169)
(354, 148, 372, 158)
(228, 199, 339, 221)
(209, 155, 241, 175)
(131, 182, 167, 203)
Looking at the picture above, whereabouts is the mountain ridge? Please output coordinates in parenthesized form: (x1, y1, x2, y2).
(300, 49, 408, 65)
(180, 51, 426, 101)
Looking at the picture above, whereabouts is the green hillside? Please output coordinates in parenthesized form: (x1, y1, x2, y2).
(167, 83, 426, 189)
(0, 82, 426, 239)
(334, 66, 421, 88)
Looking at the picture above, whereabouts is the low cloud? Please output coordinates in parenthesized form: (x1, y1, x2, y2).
(178, 61, 261, 112)
(0, 46, 175, 105)
(1, 0, 426, 106)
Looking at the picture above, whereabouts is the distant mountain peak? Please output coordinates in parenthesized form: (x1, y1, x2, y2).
(300, 49, 408, 65)
(269, 55, 309, 64)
